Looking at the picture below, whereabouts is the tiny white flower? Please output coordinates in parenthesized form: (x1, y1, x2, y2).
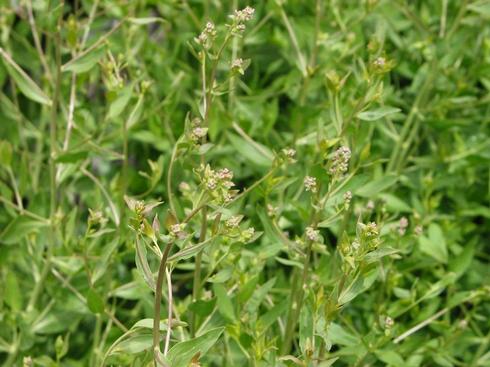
(305, 226, 320, 242)
(304, 176, 317, 193)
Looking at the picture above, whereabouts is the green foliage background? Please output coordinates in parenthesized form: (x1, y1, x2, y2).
(0, 0, 489, 366)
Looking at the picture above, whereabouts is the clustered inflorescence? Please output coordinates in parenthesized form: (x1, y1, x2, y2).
(199, 165, 238, 204)
(329, 146, 351, 176)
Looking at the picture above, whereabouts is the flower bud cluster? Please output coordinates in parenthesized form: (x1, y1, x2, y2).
(305, 226, 320, 242)
(329, 146, 351, 176)
(281, 148, 297, 164)
(229, 6, 255, 33)
(382, 315, 395, 336)
(88, 208, 108, 230)
(231, 58, 250, 75)
(195, 21, 217, 49)
(398, 217, 408, 236)
(371, 55, 393, 74)
(169, 223, 187, 240)
(304, 176, 317, 193)
(199, 165, 238, 204)
(222, 215, 256, 243)
(187, 117, 208, 144)
(340, 221, 381, 268)
(343, 191, 352, 207)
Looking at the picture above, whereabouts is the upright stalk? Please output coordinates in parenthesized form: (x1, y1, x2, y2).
(153, 208, 206, 363)
(190, 207, 207, 337)
(153, 239, 174, 366)
(28, 3, 63, 313)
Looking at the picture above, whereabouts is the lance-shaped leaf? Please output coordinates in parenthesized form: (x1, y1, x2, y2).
(0, 47, 51, 105)
(135, 236, 156, 291)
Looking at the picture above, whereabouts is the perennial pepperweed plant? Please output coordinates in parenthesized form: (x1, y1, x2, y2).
(0, 1, 489, 366)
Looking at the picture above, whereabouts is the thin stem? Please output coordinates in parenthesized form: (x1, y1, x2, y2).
(81, 0, 100, 48)
(0, 196, 49, 223)
(120, 109, 129, 228)
(26, 0, 53, 83)
(7, 167, 23, 212)
(282, 185, 331, 354)
(28, 2, 64, 316)
(386, 63, 434, 173)
(90, 315, 102, 366)
(153, 240, 174, 364)
(232, 122, 273, 160)
(163, 267, 173, 355)
(61, 20, 123, 71)
(393, 308, 447, 344)
(447, 0, 469, 39)
(279, 6, 307, 77)
(167, 141, 179, 217)
(227, 0, 239, 111)
(81, 167, 120, 226)
(230, 168, 276, 203)
(439, 0, 448, 38)
(153, 205, 207, 361)
(62, 73, 77, 151)
(50, 267, 128, 332)
(191, 207, 208, 337)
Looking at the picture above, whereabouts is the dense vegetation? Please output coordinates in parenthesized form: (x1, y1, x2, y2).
(1, 1, 489, 366)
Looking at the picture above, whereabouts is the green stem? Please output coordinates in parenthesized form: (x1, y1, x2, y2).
(153, 240, 174, 365)
(153, 206, 207, 362)
(167, 140, 179, 217)
(28, 1, 64, 314)
(386, 63, 435, 173)
(191, 207, 208, 337)
(90, 314, 102, 366)
(120, 115, 129, 228)
(230, 168, 276, 203)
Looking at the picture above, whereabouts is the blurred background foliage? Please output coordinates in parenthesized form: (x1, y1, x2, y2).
(0, 0, 489, 366)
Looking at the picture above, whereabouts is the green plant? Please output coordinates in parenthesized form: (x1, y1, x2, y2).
(0, 1, 489, 366)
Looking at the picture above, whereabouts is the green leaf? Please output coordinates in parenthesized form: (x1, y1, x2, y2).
(259, 301, 288, 330)
(166, 327, 224, 367)
(237, 275, 259, 304)
(4, 271, 23, 311)
(418, 223, 448, 263)
(356, 175, 398, 197)
(188, 299, 216, 318)
(0, 140, 13, 167)
(375, 350, 405, 366)
(364, 247, 400, 263)
(449, 242, 475, 278)
(32, 310, 82, 334)
(338, 267, 379, 305)
(327, 323, 359, 346)
(55, 150, 88, 163)
(0, 48, 51, 105)
(299, 303, 313, 354)
(0, 215, 48, 245)
(127, 93, 145, 129)
(168, 237, 214, 262)
(244, 277, 276, 315)
(107, 86, 133, 120)
(213, 283, 236, 322)
(112, 333, 153, 354)
(135, 237, 156, 291)
(227, 133, 273, 167)
(378, 193, 412, 212)
(207, 268, 232, 283)
(275, 257, 304, 269)
(132, 318, 187, 330)
(357, 107, 401, 121)
(86, 288, 105, 314)
(61, 46, 106, 73)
